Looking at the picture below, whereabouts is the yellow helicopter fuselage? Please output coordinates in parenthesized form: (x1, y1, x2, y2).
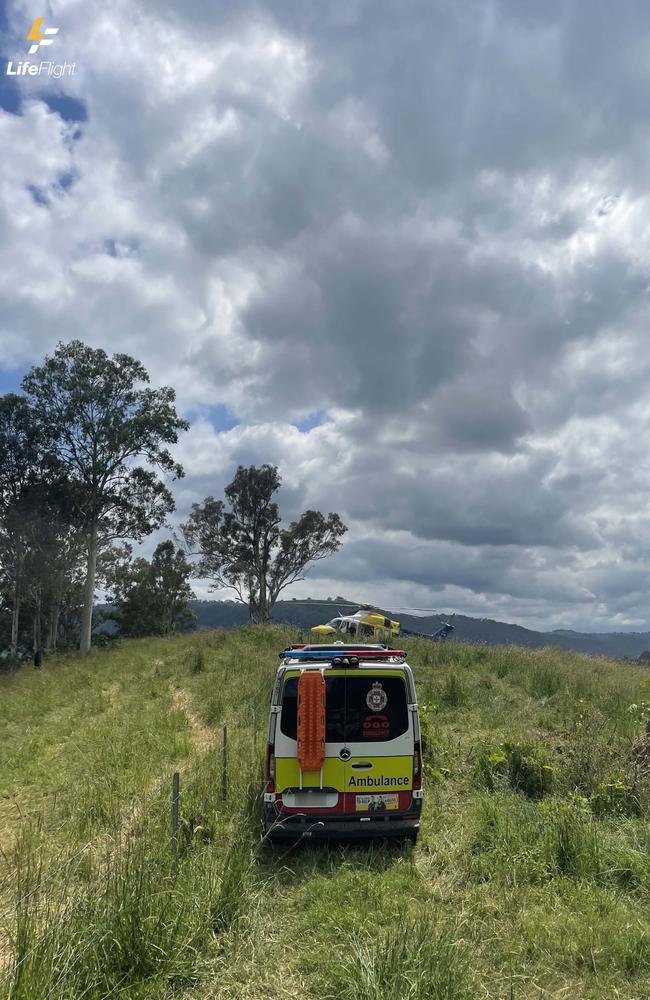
(311, 609, 400, 640)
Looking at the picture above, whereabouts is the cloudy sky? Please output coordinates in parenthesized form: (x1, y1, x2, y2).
(2, 0, 650, 631)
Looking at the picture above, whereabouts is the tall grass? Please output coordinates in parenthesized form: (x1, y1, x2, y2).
(1, 627, 650, 998)
(1, 748, 265, 998)
(328, 912, 473, 1000)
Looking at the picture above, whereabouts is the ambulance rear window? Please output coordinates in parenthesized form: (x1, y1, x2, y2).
(345, 675, 409, 741)
(280, 674, 409, 743)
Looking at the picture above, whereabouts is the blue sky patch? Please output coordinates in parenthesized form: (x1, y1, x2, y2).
(27, 184, 49, 206)
(295, 410, 327, 432)
(41, 93, 87, 123)
(0, 71, 20, 114)
(0, 365, 26, 395)
(103, 238, 140, 258)
(193, 403, 239, 432)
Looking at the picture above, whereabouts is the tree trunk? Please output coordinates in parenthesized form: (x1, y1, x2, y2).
(80, 523, 98, 655)
(258, 535, 274, 623)
(33, 587, 42, 656)
(258, 573, 268, 624)
(10, 589, 20, 658)
(52, 605, 61, 650)
(50, 570, 65, 650)
(267, 587, 280, 624)
(47, 601, 61, 650)
(247, 572, 259, 623)
(10, 542, 23, 658)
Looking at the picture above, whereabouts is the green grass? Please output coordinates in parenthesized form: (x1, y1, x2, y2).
(1, 628, 650, 998)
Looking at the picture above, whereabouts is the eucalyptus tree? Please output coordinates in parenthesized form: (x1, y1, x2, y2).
(21, 482, 86, 651)
(105, 540, 195, 638)
(22, 341, 189, 654)
(0, 394, 42, 657)
(182, 464, 347, 623)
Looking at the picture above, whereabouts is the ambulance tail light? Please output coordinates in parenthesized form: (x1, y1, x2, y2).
(265, 743, 276, 792)
(413, 740, 422, 791)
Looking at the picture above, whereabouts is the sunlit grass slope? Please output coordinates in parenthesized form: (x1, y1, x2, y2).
(1, 627, 649, 999)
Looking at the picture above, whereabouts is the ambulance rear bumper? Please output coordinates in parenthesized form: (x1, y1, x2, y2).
(263, 800, 421, 840)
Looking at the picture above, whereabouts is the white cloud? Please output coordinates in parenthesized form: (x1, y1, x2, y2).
(3, 0, 650, 629)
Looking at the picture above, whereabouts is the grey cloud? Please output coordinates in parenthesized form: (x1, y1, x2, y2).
(306, 533, 597, 615)
(421, 371, 532, 452)
(4, 0, 650, 627)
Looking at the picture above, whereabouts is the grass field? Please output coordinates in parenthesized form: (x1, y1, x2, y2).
(1, 626, 650, 999)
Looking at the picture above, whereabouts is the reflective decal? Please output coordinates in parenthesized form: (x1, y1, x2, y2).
(366, 681, 388, 712)
(275, 755, 413, 793)
(362, 713, 390, 738)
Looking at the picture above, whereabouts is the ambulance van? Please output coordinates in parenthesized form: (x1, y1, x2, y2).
(263, 644, 423, 841)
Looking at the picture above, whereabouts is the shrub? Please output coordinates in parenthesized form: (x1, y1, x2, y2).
(494, 653, 511, 679)
(589, 779, 641, 818)
(190, 649, 205, 674)
(530, 664, 563, 699)
(475, 741, 554, 798)
(200, 691, 222, 726)
(560, 706, 624, 797)
(504, 742, 555, 798)
(540, 800, 601, 879)
(440, 673, 467, 708)
(474, 750, 508, 791)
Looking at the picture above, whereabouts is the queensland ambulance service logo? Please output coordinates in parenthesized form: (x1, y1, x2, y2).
(5, 17, 75, 78)
(366, 682, 388, 713)
(27, 17, 58, 54)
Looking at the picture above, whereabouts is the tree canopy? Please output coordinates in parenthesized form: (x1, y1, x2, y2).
(0, 395, 86, 660)
(104, 541, 195, 638)
(182, 464, 347, 622)
(22, 341, 189, 653)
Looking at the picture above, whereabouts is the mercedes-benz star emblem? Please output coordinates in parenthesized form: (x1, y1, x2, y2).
(339, 747, 351, 761)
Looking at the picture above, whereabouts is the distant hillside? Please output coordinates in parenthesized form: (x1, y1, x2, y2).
(187, 598, 650, 660)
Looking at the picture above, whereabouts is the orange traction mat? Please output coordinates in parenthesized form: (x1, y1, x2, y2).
(297, 671, 326, 771)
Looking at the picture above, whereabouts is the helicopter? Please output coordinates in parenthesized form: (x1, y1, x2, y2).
(309, 603, 455, 643)
(311, 605, 400, 640)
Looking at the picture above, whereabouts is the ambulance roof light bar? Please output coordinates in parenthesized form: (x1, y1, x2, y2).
(279, 647, 406, 665)
(289, 643, 387, 651)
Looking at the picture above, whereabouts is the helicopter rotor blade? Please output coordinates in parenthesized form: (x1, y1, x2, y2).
(279, 600, 450, 615)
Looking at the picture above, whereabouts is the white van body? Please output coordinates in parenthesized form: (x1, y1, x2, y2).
(263, 645, 423, 841)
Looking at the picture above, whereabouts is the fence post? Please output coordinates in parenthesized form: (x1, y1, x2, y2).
(222, 724, 228, 801)
(171, 771, 180, 869)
